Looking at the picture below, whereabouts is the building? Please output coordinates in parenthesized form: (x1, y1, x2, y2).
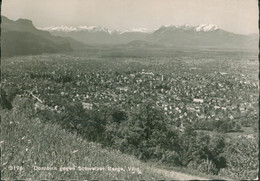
(193, 98, 204, 104)
(82, 102, 93, 110)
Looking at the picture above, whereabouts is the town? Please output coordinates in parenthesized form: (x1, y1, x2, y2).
(1, 49, 258, 179)
(2, 50, 258, 133)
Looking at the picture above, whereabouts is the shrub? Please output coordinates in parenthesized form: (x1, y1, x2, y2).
(1, 88, 13, 110)
(187, 160, 200, 170)
(111, 108, 128, 124)
(197, 159, 218, 175)
(222, 137, 258, 180)
(160, 150, 182, 166)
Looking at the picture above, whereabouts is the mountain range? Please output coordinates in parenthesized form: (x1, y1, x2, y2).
(1, 16, 84, 57)
(39, 24, 219, 34)
(1, 16, 258, 57)
(38, 24, 258, 49)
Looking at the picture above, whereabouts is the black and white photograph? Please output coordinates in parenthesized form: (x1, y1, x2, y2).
(0, 0, 259, 180)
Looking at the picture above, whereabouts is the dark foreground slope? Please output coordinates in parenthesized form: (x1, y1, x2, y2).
(1, 96, 210, 180)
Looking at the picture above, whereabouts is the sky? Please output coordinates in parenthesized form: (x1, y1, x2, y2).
(2, 0, 259, 35)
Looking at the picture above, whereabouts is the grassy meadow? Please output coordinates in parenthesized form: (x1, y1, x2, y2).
(1, 96, 202, 180)
(1, 97, 166, 180)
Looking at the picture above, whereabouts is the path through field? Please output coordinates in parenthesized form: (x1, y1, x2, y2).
(146, 166, 209, 180)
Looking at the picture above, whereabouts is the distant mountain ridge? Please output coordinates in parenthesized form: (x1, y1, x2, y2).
(38, 24, 219, 33)
(39, 23, 258, 49)
(39, 25, 116, 34)
(1, 16, 84, 57)
(156, 24, 220, 32)
(1, 16, 258, 53)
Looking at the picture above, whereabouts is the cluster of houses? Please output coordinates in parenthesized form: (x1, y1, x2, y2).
(3, 54, 258, 131)
(42, 67, 257, 129)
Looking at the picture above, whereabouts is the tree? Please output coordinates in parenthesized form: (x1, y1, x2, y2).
(111, 108, 128, 124)
(222, 137, 258, 179)
(208, 133, 227, 171)
(179, 125, 197, 166)
(1, 88, 13, 110)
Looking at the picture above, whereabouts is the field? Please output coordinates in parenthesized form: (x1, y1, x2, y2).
(1, 47, 259, 180)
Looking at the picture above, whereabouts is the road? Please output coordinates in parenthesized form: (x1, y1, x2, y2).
(146, 166, 210, 180)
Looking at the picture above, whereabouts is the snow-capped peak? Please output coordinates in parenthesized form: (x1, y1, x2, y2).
(77, 26, 110, 33)
(38, 26, 77, 32)
(37, 25, 115, 34)
(195, 24, 219, 32)
(38, 25, 155, 34)
(121, 28, 153, 34)
(38, 23, 220, 34)
(178, 24, 194, 30)
(158, 24, 220, 32)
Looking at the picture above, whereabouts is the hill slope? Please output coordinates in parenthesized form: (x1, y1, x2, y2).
(1, 16, 84, 57)
(1, 97, 210, 180)
(1, 31, 72, 57)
